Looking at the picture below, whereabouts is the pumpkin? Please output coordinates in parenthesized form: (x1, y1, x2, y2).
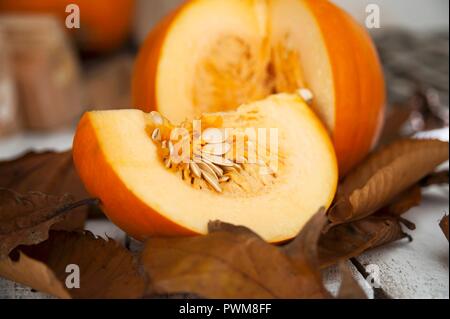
(132, 0, 385, 175)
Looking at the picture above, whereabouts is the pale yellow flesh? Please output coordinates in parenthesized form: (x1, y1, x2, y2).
(270, 0, 335, 130)
(156, 0, 335, 131)
(88, 94, 337, 242)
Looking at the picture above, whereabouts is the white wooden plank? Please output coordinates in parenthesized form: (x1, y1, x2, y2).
(84, 219, 127, 246)
(0, 278, 53, 299)
(322, 262, 375, 299)
(0, 129, 74, 160)
(356, 186, 449, 299)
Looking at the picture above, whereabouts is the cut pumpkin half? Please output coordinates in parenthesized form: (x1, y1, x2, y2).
(133, 0, 386, 175)
(73, 94, 338, 242)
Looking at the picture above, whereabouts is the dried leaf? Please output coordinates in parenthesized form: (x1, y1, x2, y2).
(378, 106, 413, 146)
(420, 170, 449, 187)
(0, 231, 145, 298)
(336, 262, 367, 299)
(318, 183, 422, 268)
(440, 215, 449, 241)
(0, 151, 91, 228)
(329, 139, 449, 226)
(0, 189, 96, 259)
(318, 216, 409, 268)
(140, 210, 330, 299)
(282, 208, 328, 277)
(0, 151, 85, 197)
(378, 185, 422, 216)
(0, 251, 69, 298)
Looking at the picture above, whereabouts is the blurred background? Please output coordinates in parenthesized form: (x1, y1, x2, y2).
(0, 0, 448, 159)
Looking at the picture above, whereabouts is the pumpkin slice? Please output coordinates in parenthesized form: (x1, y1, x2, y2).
(132, 0, 385, 175)
(73, 94, 337, 242)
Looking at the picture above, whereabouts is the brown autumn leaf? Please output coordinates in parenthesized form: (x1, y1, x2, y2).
(440, 215, 449, 241)
(0, 189, 97, 259)
(329, 139, 449, 226)
(378, 106, 413, 146)
(0, 231, 146, 298)
(282, 208, 328, 274)
(0, 151, 86, 198)
(420, 170, 449, 187)
(299, 184, 420, 268)
(140, 209, 330, 299)
(318, 215, 409, 268)
(336, 262, 367, 299)
(378, 185, 422, 217)
(0, 151, 91, 229)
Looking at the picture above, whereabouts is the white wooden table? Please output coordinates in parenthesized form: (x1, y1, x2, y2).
(0, 130, 448, 299)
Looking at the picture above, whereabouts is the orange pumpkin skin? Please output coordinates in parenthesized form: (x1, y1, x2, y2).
(0, 0, 135, 52)
(132, 2, 187, 112)
(304, 0, 386, 175)
(132, 0, 385, 176)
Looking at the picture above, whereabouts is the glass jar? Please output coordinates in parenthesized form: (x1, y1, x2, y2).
(0, 15, 83, 131)
(0, 29, 19, 136)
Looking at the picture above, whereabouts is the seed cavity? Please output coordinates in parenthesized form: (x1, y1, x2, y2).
(192, 34, 309, 114)
(148, 111, 278, 194)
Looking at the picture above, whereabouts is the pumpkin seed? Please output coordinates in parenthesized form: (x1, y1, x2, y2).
(222, 166, 238, 173)
(202, 158, 224, 177)
(202, 153, 234, 167)
(201, 170, 222, 193)
(202, 142, 231, 156)
(197, 162, 218, 179)
(189, 162, 202, 179)
(233, 163, 242, 171)
(151, 128, 161, 141)
(297, 88, 314, 105)
(182, 166, 190, 180)
(165, 158, 172, 168)
(235, 156, 247, 164)
(202, 128, 228, 144)
(150, 111, 164, 125)
(168, 141, 175, 156)
(219, 176, 230, 183)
